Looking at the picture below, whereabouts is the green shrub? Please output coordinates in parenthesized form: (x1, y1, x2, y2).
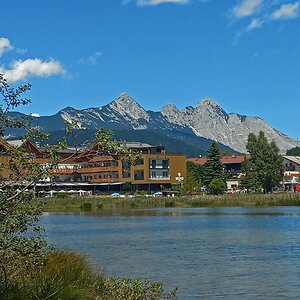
(1, 251, 177, 300)
(97, 277, 177, 300)
(207, 179, 227, 195)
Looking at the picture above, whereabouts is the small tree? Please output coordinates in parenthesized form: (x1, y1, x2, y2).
(0, 72, 142, 281)
(0, 75, 51, 291)
(207, 178, 227, 195)
(182, 161, 203, 194)
(243, 131, 283, 193)
(203, 141, 225, 186)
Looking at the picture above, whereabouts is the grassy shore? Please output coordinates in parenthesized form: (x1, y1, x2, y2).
(1, 251, 176, 300)
(42, 193, 300, 212)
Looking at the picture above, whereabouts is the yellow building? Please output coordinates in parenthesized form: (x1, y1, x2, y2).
(0, 139, 186, 192)
(71, 142, 186, 191)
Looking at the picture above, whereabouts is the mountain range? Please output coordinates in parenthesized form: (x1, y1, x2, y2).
(5, 93, 297, 156)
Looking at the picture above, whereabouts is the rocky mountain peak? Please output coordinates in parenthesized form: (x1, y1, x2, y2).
(161, 104, 180, 116)
(196, 98, 227, 119)
(111, 93, 139, 107)
(198, 98, 219, 107)
(10, 93, 296, 154)
(108, 93, 150, 121)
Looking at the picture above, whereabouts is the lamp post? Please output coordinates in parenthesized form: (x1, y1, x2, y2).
(175, 172, 184, 187)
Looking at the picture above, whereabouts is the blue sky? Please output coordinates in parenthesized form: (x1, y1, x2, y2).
(1, 0, 300, 139)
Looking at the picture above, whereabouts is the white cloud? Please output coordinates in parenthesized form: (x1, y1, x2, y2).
(271, 2, 299, 19)
(136, 0, 189, 6)
(246, 18, 264, 30)
(233, 0, 263, 18)
(0, 58, 66, 83)
(78, 51, 102, 66)
(0, 37, 13, 57)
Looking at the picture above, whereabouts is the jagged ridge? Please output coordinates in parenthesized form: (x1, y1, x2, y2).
(5, 93, 297, 154)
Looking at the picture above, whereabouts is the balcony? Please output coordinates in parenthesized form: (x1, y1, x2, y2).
(78, 166, 119, 174)
(149, 165, 169, 169)
(52, 168, 74, 175)
(89, 177, 122, 183)
(285, 166, 296, 171)
(149, 176, 170, 181)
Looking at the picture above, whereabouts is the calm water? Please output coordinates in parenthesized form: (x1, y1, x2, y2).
(41, 207, 300, 299)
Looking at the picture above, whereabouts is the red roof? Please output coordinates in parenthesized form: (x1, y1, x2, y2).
(187, 154, 250, 165)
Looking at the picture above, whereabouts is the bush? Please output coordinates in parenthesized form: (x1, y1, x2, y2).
(98, 277, 177, 300)
(1, 251, 177, 300)
(207, 178, 227, 195)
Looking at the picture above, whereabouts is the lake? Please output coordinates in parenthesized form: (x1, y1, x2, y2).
(41, 207, 300, 299)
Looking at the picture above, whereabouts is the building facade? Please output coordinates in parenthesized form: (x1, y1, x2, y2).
(51, 143, 186, 192)
(0, 139, 186, 193)
(282, 156, 300, 191)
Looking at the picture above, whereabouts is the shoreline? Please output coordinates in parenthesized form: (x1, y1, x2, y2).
(42, 193, 300, 212)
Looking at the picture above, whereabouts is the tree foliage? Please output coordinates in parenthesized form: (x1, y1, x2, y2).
(207, 178, 227, 195)
(242, 131, 283, 193)
(181, 161, 203, 194)
(0, 74, 31, 136)
(0, 75, 51, 292)
(203, 140, 225, 186)
(0, 74, 141, 296)
(286, 146, 300, 156)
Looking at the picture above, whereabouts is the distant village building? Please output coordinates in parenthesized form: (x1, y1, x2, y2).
(188, 154, 250, 192)
(188, 154, 300, 192)
(282, 156, 300, 191)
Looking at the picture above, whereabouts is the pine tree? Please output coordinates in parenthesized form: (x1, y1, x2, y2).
(203, 141, 225, 186)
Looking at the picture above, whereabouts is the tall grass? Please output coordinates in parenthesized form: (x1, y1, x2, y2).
(43, 193, 300, 212)
(1, 251, 176, 300)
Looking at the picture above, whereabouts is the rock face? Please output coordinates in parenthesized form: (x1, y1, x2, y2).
(6, 94, 297, 154)
(161, 98, 296, 153)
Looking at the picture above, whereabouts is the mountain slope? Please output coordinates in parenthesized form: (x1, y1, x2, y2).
(4, 93, 296, 154)
(161, 98, 296, 153)
(43, 129, 237, 158)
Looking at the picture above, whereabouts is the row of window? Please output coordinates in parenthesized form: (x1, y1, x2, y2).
(150, 171, 170, 178)
(82, 173, 118, 180)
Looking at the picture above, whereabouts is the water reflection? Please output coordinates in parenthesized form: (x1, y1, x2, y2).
(41, 207, 300, 299)
(44, 206, 300, 217)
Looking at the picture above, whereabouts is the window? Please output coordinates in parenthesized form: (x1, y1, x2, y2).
(162, 160, 169, 168)
(134, 171, 144, 180)
(135, 159, 144, 165)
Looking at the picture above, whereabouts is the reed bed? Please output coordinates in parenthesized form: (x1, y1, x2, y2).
(42, 193, 300, 212)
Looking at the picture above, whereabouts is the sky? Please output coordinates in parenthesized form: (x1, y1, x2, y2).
(1, 0, 300, 139)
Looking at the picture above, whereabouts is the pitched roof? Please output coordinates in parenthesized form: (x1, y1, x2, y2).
(6, 139, 23, 147)
(283, 156, 300, 165)
(187, 154, 250, 165)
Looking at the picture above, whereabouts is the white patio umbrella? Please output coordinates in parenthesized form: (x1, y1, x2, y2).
(68, 190, 77, 193)
(78, 190, 86, 196)
(49, 190, 56, 197)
